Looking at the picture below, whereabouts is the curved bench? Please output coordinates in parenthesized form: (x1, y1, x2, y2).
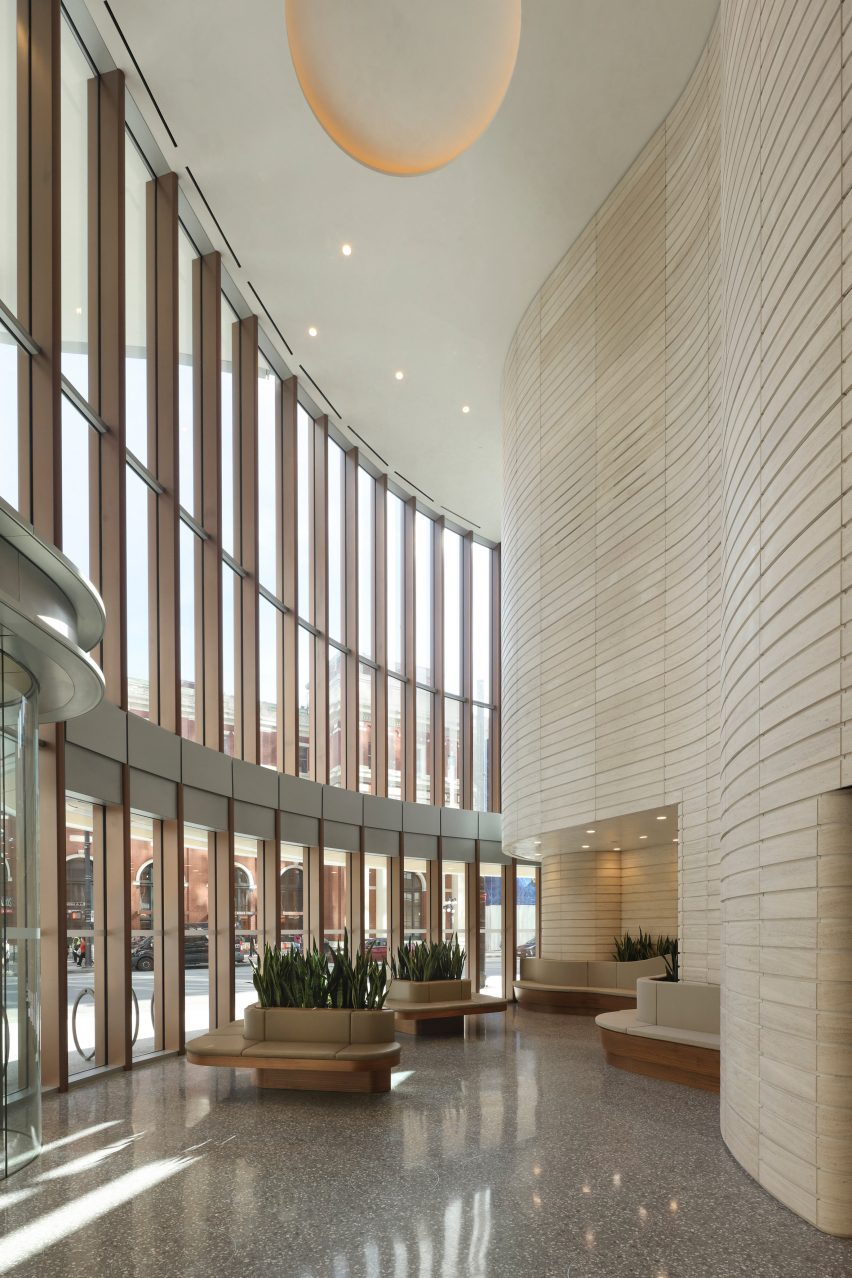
(596, 978, 720, 1091)
(513, 957, 667, 1014)
(186, 1004, 401, 1093)
(386, 979, 508, 1036)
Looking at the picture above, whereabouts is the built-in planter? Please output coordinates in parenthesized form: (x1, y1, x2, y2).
(187, 1003, 401, 1093)
(385, 978, 507, 1036)
(513, 956, 667, 1014)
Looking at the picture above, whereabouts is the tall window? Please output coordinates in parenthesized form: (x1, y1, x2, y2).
(298, 625, 314, 778)
(60, 17, 91, 398)
(472, 542, 493, 810)
(364, 854, 389, 954)
(220, 296, 239, 557)
(125, 132, 150, 463)
(516, 867, 539, 976)
(328, 441, 346, 786)
(258, 596, 280, 767)
(177, 226, 196, 513)
(415, 513, 433, 802)
(126, 468, 151, 718)
(297, 405, 314, 621)
(183, 825, 211, 1041)
(234, 836, 259, 1015)
(65, 798, 100, 1077)
(387, 491, 404, 674)
(478, 862, 502, 996)
(358, 469, 375, 659)
(442, 861, 466, 958)
(222, 563, 238, 755)
(359, 664, 373, 792)
(444, 697, 461, 808)
(323, 849, 348, 952)
(129, 814, 159, 1058)
(403, 859, 430, 943)
(61, 398, 93, 579)
(257, 352, 278, 591)
(179, 522, 200, 741)
(388, 675, 403, 801)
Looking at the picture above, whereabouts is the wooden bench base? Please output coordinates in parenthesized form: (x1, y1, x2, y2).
(391, 998, 508, 1037)
(515, 986, 635, 1015)
(187, 1048, 400, 1095)
(252, 1066, 393, 1093)
(599, 1027, 719, 1092)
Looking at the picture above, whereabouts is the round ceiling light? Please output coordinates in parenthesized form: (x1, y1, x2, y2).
(285, 0, 522, 177)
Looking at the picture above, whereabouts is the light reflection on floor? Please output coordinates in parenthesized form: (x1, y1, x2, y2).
(1, 1010, 851, 1277)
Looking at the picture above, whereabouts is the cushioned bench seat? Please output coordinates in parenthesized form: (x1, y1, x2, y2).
(386, 979, 508, 1036)
(513, 957, 667, 1014)
(596, 979, 720, 1091)
(186, 1006, 401, 1092)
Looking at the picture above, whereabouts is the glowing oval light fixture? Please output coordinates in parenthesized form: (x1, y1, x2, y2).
(395, 370, 404, 381)
(285, 0, 522, 176)
(462, 405, 471, 414)
(308, 326, 318, 337)
(341, 243, 352, 257)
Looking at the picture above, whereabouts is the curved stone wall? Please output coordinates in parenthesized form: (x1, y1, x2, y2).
(502, 3, 852, 1235)
(502, 24, 722, 987)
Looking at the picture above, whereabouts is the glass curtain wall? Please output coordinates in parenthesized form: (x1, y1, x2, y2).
(1, 654, 39, 1177)
(184, 825, 211, 1042)
(129, 814, 159, 1058)
(403, 858, 430, 945)
(414, 513, 433, 803)
(364, 854, 389, 959)
(516, 867, 539, 976)
(234, 836, 259, 1015)
(442, 860, 466, 956)
(478, 862, 503, 996)
(65, 799, 101, 1077)
(323, 849, 348, 954)
(280, 846, 305, 953)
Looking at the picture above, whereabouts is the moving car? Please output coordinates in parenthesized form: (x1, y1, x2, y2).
(130, 933, 247, 971)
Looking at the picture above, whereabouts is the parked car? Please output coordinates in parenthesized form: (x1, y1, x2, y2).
(129, 933, 246, 971)
(516, 937, 536, 959)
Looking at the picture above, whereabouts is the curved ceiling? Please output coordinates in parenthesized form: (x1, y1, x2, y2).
(90, 0, 718, 540)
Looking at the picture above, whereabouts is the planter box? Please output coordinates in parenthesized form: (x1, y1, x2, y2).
(389, 979, 472, 1004)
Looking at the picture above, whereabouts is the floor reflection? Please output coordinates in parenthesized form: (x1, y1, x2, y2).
(1, 1010, 850, 1277)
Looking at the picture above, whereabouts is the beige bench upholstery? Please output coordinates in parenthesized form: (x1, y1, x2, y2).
(513, 956, 667, 1014)
(187, 1005, 401, 1092)
(386, 978, 508, 1035)
(596, 978, 720, 1090)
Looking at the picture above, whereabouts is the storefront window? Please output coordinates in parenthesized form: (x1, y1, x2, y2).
(129, 814, 158, 1058)
(234, 836, 259, 1016)
(65, 799, 100, 1077)
(516, 867, 539, 978)
(280, 845, 304, 953)
(183, 825, 210, 1042)
(364, 854, 389, 960)
(323, 849, 348, 953)
(479, 862, 503, 996)
(403, 858, 430, 944)
(442, 860, 466, 958)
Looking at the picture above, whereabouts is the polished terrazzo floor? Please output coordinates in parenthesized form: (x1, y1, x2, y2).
(2, 1008, 851, 1277)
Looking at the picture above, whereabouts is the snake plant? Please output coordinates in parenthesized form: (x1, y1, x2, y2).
(611, 929, 677, 963)
(391, 936, 466, 981)
(251, 930, 389, 1009)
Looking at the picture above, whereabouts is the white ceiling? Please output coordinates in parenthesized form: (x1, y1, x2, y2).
(509, 803, 681, 861)
(89, 0, 718, 540)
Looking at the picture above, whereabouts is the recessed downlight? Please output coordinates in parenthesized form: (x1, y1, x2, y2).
(395, 370, 404, 381)
(341, 243, 352, 256)
(462, 404, 470, 414)
(308, 326, 318, 337)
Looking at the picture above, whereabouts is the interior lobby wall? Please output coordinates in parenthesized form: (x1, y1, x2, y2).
(620, 845, 678, 940)
(502, 22, 722, 988)
(504, 0, 852, 1235)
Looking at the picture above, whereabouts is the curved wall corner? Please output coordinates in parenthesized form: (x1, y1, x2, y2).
(501, 22, 722, 988)
(502, 0, 852, 1237)
(719, 0, 852, 1237)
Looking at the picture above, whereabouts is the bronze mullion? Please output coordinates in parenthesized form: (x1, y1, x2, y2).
(273, 378, 286, 769)
(238, 315, 259, 762)
(344, 447, 359, 790)
(149, 172, 180, 732)
(196, 253, 222, 750)
(374, 476, 388, 797)
(428, 836, 443, 945)
(282, 377, 299, 774)
(351, 829, 365, 954)
(89, 69, 126, 707)
(461, 532, 474, 809)
(389, 837, 405, 956)
(433, 518, 445, 808)
(212, 809, 235, 1028)
(314, 417, 329, 782)
(403, 498, 416, 800)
